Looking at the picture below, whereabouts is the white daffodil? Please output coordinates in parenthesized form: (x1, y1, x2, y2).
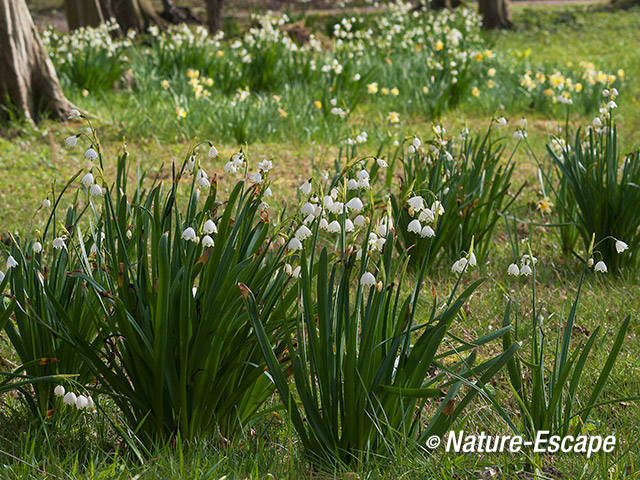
(54, 385, 65, 397)
(507, 263, 520, 276)
(6, 256, 18, 269)
(181, 227, 197, 242)
(346, 197, 363, 212)
(594, 261, 607, 273)
(33, 242, 42, 254)
(52, 237, 66, 250)
(360, 271, 376, 287)
(288, 237, 302, 251)
(407, 219, 421, 234)
(85, 148, 98, 160)
(63, 392, 77, 405)
(615, 239, 628, 254)
(65, 135, 78, 148)
(203, 220, 217, 234)
(201, 235, 214, 248)
(81, 173, 94, 188)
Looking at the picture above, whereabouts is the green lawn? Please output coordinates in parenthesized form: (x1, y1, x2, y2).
(1, 4, 639, 479)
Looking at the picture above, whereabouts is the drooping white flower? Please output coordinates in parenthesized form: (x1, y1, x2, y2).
(347, 178, 359, 190)
(319, 218, 329, 230)
(299, 180, 312, 196)
(592, 117, 602, 128)
(407, 196, 424, 212)
(52, 237, 66, 250)
(344, 219, 355, 232)
(301, 202, 315, 216)
(292, 266, 302, 278)
(495, 117, 507, 127)
(181, 227, 197, 242)
(419, 209, 435, 223)
(89, 184, 104, 196)
(33, 242, 42, 254)
(87, 396, 95, 410)
(615, 239, 628, 254)
(201, 235, 214, 248)
(198, 176, 211, 188)
(6, 256, 18, 269)
(420, 226, 435, 238)
(85, 148, 98, 160)
(507, 263, 520, 276)
(346, 197, 363, 212)
(63, 392, 77, 405)
(360, 271, 376, 286)
(594, 261, 607, 273)
(42, 199, 51, 208)
(249, 172, 262, 184)
(328, 202, 344, 215)
(224, 161, 237, 173)
(432, 201, 444, 216)
(407, 219, 421, 234)
(468, 253, 477, 267)
(76, 395, 89, 410)
(412, 137, 421, 148)
(376, 158, 388, 168)
(65, 135, 78, 148)
(264, 187, 273, 197)
(68, 109, 81, 119)
(54, 385, 65, 397)
(0, 271, 4, 282)
(203, 220, 217, 234)
(81, 173, 94, 188)
(288, 237, 302, 251)
(353, 215, 367, 227)
(327, 221, 341, 233)
(208, 145, 218, 158)
(520, 264, 532, 276)
(295, 225, 312, 241)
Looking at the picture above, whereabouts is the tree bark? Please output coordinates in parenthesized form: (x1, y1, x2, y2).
(0, 0, 74, 123)
(64, 0, 104, 31)
(478, 0, 513, 29)
(205, 0, 223, 33)
(110, 0, 163, 32)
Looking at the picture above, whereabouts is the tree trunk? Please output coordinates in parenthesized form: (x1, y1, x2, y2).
(0, 0, 74, 122)
(64, 0, 104, 31)
(478, 0, 513, 29)
(205, 0, 223, 33)
(159, 0, 201, 24)
(110, 0, 163, 32)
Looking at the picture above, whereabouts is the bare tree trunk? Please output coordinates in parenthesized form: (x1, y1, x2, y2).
(478, 0, 513, 29)
(160, 0, 201, 24)
(205, 0, 223, 33)
(0, 0, 74, 122)
(64, 0, 104, 31)
(110, 0, 163, 32)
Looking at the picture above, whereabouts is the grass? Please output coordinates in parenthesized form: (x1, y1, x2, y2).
(1, 4, 640, 479)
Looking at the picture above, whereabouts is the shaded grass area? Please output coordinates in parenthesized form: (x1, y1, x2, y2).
(1, 4, 640, 479)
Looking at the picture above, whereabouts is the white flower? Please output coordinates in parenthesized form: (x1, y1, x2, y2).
(64, 135, 78, 148)
(592, 117, 602, 127)
(202, 235, 214, 248)
(68, 109, 81, 119)
(513, 130, 527, 140)
(301, 202, 315, 216)
(347, 178, 359, 190)
(594, 261, 607, 273)
(42, 199, 51, 208)
(63, 392, 77, 405)
(288, 237, 302, 251)
(407, 219, 421, 234)
(607, 101, 617, 109)
(52, 237, 66, 250)
(468, 253, 477, 267)
(258, 160, 272, 172)
(432, 201, 444, 215)
(249, 172, 262, 184)
(89, 184, 104, 196)
(412, 137, 421, 148)
(87, 396, 95, 410)
(353, 215, 367, 227)
(6, 256, 18, 269)
(181, 227, 197, 242)
(299, 180, 312, 196)
(360, 271, 376, 286)
(76, 395, 89, 410)
(295, 225, 312, 241)
(419, 209, 434, 223)
(407, 196, 424, 212)
(615, 239, 628, 254)
(292, 266, 302, 278)
(85, 148, 98, 160)
(376, 158, 388, 168)
(507, 263, 520, 276)
(319, 218, 329, 230)
(81, 173, 94, 188)
(451, 260, 464, 274)
(203, 220, 217, 234)
(198, 176, 211, 188)
(33, 242, 42, 254)
(0, 271, 4, 282)
(346, 197, 363, 212)
(54, 385, 65, 397)
(284, 263, 293, 275)
(224, 161, 237, 173)
(496, 117, 507, 127)
(327, 221, 341, 233)
(520, 264, 532, 276)
(420, 226, 435, 238)
(264, 187, 273, 197)
(208, 145, 218, 158)
(328, 202, 344, 215)
(344, 219, 354, 232)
